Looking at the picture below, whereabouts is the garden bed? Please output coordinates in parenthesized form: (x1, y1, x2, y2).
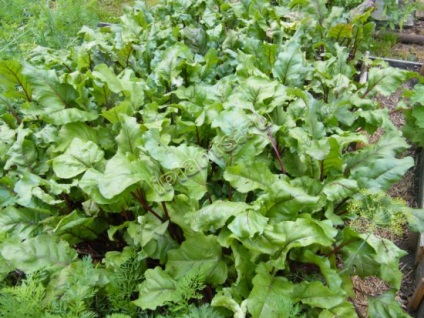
(368, 14, 424, 315)
(0, 1, 423, 317)
(347, 78, 420, 317)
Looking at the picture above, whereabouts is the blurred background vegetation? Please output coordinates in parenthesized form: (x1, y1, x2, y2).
(0, 0, 135, 59)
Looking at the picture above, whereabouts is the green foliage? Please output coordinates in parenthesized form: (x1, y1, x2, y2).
(0, 271, 47, 318)
(348, 189, 410, 237)
(0, 0, 130, 60)
(368, 291, 411, 318)
(403, 84, 424, 147)
(0, 0, 420, 317)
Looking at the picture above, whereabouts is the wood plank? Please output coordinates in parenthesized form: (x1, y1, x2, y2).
(409, 278, 424, 310)
(417, 0, 424, 19)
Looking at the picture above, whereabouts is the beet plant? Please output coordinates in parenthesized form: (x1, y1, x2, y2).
(0, 0, 422, 317)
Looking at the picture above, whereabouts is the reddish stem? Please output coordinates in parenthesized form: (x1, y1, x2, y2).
(267, 127, 286, 174)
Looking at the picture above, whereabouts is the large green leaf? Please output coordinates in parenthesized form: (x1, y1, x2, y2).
(260, 178, 321, 220)
(226, 77, 279, 113)
(133, 267, 179, 310)
(42, 108, 98, 125)
(368, 291, 411, 318)
(339, 228, 406, 289)
(346, 132, 413, 190)
(212, 288, 247, 318)
(79, 168, 118, 204)
(297, 250, 343, 291)
(92, 64, 125, 94)
(246, 264, 294, 318)
(0, 177, 16, 208)
(166, 234, 227, 285)
(0, 207, 46, 240)
(0, 60, 32, 101)
(364, 67, 406, 97)
(56, 122, 99, 152)
(52, 138, 104, 179)
(265, 215, 336, 268)
(224, 162, 277, 193)
(48, 211, 108, 245)
(142, 129, 208, 200)
(293, 281, 345, 309)
(228, 210, 269, 238)
(188, 201, 250, 232)
(272, 41, 309, 87)
(403, 86, 424, 146)
(98, 153, 157, 199)
(127, 215, 169, 247)
(116, 114, 144, 155)
(154, 43, 193, 88)
(4, 125, 38, 172)
(25, 69, 78, 111)
(1, 235, 78, 273)
(322, 178, 358, 202)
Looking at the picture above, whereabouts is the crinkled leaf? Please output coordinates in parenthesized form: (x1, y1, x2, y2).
(328, 23, 353, 39)
(318, 302, 358, 318)
(272, 41, 309, 87)
(339, 228, 406, 289)
(188, 201, 250, 232)
(212, 288, 247, 318)
(5, 126, 38, 171)
(293, 281, 345, 309)
(49, 211, 108, 245)
(116, 114, 143, 155)
(228, 210, 269, 238)
(0, 60, 32, 101)
(261, 178, 320, 219)
(102, 102, 132, 124)
(322, 179, 358, 202)
(297, 250, 343, 290)
(98, 153, 157, 199)
(153, 43, 193, 87)
(0, 207, 47, 240)
(224, 162, 277, 193)
(227, 77, 279, 113)
(407, 208, 424, 233)
(266, 216, 336, 268)
(365, 67, 406, 96)
(1, 235, 78, 273)
(133, 267, 178, 310)
(42, 108, 98, 125)
(56, 122, 99, 152)
(0, 177, 16, 208)
(246, 264, 294, 318)
(52, 138, 104, 179)
(231, 242, 256, 290)
(346, 132, 413, 190)
(367, 291, 411, 318)
(26, 69, 78, 111)
(79, 168, 117, 204)
(92, 64, 125, 93)
(323, 137, 344, 177)
(127, 216, 169, 247)
(166, 234, 227, 284)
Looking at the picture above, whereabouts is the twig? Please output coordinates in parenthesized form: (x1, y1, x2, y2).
(161, 201, 170, 220)
(131, 190, 164, 222)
